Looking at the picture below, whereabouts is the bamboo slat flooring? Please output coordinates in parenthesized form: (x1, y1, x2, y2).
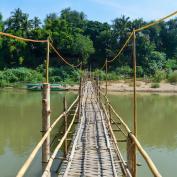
(58, 81, 124, 177)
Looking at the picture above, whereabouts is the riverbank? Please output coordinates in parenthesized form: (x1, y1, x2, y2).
(2, 80, 177, 93)
(99, 80, 177, 93)
(68, 80, 177, 93)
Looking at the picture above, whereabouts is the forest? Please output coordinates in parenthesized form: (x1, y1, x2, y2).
(0, 8, 177, 86)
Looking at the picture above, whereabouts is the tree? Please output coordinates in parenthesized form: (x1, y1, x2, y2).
(72, 34, 95, 63)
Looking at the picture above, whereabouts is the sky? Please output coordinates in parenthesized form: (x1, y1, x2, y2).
(0, 0, 177, 23)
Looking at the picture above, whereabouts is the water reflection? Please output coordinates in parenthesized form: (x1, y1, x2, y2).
(0, 90, 176, 177)
(0, 89, 76, 177)
(108, 93, 177, 177)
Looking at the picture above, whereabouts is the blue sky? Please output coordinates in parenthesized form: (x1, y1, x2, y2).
(0, 0, 177, 23)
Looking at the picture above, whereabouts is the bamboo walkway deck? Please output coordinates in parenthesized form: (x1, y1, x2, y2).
(58, 81, 125, 177)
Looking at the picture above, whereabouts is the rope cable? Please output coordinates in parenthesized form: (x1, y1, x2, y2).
(0, 31, 47, 43)
(100, 61, 106, 70)
(135, 10, 177, 32)
(49, 42, 81, 68)
(106, 10, 177, 65)
(107, 32, 133, 63)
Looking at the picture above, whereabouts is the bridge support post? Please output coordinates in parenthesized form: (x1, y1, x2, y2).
(127, 133, 136, 177)
(108, 103, 112, 123)
(42, 83, 51, 173)
(78, 73, 83, 119)
(105, 59, 108, 96)
(63, 96, 68, 157)
(96, 77, 99, 100)
(131, 29, 137, 177)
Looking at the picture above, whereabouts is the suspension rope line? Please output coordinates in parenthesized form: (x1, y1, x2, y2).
(106, 10, 177, 65)
(107, 32, 133, 63)
(135, 10, 177, 32)
(49, 42, 81, 68)
(0, 31, 47, 43)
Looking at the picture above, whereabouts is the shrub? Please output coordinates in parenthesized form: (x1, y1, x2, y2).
(115, 66, 132, 78)
(136, 66, 144, 77)
(107, 72, 120, 80)
(94, 69, 106, 80)
(0, 67, 44, 86)
(168, 71, 177, 83)
(151, 83, 160, 88)
(49, 66, 80, 82)
(153, 70, 166, 82)
(0, 80, 9, 87)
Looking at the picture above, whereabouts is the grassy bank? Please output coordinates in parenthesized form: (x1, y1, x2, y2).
(0, 66, 80, 88)
(0, 67, 177, 88)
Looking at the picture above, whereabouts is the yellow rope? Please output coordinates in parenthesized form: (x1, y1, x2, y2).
(107, 32, 133, 63)
(101, 61, 106, 70)
(49, 42, 81, 68)
(135, 10, 177, 32)
(0, 31, 47, 43)
(107, 10, 177, 65)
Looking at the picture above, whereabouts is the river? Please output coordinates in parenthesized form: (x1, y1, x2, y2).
(0, 90, 176, 177)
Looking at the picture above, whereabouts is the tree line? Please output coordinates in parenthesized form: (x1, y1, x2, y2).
(0, 8, 177, 78)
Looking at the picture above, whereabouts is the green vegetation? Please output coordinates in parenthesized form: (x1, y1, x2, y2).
(151, 83, 160, 88)
(168, 71, 177, 84)
(0, 66, 80, 87)
(153, 70, 166, 83)
(0, 8, 177, 87)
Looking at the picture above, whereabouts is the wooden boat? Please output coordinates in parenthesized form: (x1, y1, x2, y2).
(26, 83, 68, 91)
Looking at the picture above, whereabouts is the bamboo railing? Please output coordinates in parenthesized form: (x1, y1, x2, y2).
(16, 96, 79, 177)
(99, 92, 162, 177)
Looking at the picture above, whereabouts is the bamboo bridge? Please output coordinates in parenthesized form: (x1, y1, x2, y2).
(16, 74, 162, 177)
(1, 10, 177, 177)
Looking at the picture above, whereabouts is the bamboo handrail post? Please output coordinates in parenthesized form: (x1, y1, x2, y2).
(127, 133, 136, 177)
(46, 38, 50, 83)
(63, 96, 68, 157)
(108, 103, 112, 124)
(132, 29, 137, 176)
(133, 29, 137, 137)
(96, 76, 99, 100)
(78, 70, 82, 119)
(42, 83, 51, 172)
(105, 59, 108, 96)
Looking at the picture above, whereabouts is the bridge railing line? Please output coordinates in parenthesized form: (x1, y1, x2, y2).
(16, 96, 79, 177)
(109, 103, 162, 177)
(42, 105, 79, 177)
(100, 101, 132, 177)
(99, 91, 162, 177)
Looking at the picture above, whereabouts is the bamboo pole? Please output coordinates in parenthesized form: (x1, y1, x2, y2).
(133, 29, 137, 137)
(42, 106, 79, 177)
(99, 93, 162, 177)
(63, 96, 68, 157)
(130, 134, 162, 177)
(16, 96, 78, 177)
(42, 83, 51, 173)
(127, 133, 136, 177)
(78, 62, 82, 119)
(46, 38, 50, 83)
(105, 59, 108, 96)
(108, 103, 112, 124)
(129, 29, 137, 177)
